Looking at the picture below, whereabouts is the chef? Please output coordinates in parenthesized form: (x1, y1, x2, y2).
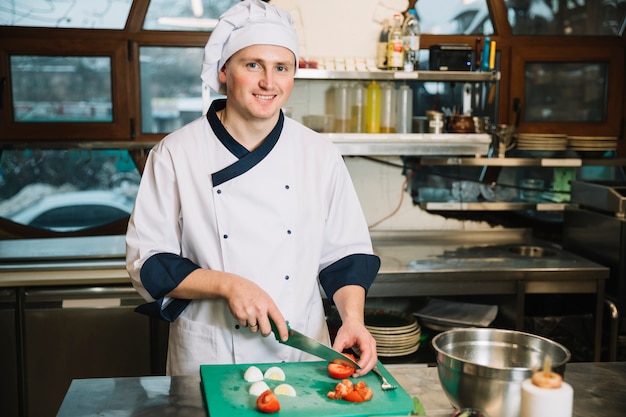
(126, 0, 380, 377)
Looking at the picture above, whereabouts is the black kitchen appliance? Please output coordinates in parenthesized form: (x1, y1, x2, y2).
(563, 180, 626, 357)
(428, 44, 473, 71)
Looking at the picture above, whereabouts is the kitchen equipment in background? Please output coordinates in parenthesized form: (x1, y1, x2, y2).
(450, 180, 480, 202)
(23, 286, 157, 417)
(426, 110, 445, 134)
(396, 84, 413, 133)
(492, 124, 516, 157)
(429, 44, 473, 71)
(0, 289, 19, 417)
(516, 133, 568, 157)
(413, 298, 497, 331)
(473, 116, 491, 133)
(302, 114, 334, 132)
(379, 82, 397, 133)
(446, 114, 475, 133)
(364, 310, 421, 357)
(564, 180, 626, 358)
(200, 361, 414, 417)
(349, 82, 366, 133)
(567, 135, 618, 156)
(333, 82, 350, 133)
(432, 328, 571, 417)
(519, 178, 545, 202)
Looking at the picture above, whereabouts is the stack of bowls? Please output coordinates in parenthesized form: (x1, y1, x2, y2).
(364, 310, 421, 357)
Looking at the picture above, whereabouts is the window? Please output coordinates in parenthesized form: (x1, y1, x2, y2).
(506, 0, 626, 36)
(139, 46, 205, 133)
(143, 0, 239, 31)
(416, 0, 493, 35)
(11, 56, 113, 123)
(523, 62, 608, 123)
(510, 46, 624, 136)
(0, 149, 140, 233)
(0, 0, 133, 29)
(0, 39, 130, 140)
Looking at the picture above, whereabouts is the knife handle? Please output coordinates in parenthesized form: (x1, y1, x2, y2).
(269, 318, 290, 342)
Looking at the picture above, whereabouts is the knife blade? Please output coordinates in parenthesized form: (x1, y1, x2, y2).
(270, 319, 361, 369)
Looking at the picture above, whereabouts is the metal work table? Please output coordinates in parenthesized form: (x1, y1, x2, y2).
(0, 229, 609, 359)
(55, 362, 626, 417)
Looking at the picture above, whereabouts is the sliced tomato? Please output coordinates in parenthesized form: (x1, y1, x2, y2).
(342, 390, 366, 402)
(327, 362, 355, 379)
(256, 389, 280, 413)
(327, 353, 357, 379)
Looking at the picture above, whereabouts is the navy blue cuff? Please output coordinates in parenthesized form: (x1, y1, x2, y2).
(135, 298, 192, 322)
(319, 254, 381, 303)
(140, 253, 200, 299)
(136, 253, 200, 322)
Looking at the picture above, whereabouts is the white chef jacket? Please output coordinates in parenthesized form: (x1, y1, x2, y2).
(126, 99, 379, 376)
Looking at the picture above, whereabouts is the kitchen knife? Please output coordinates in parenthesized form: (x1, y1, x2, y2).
(270, 319, 361, 369)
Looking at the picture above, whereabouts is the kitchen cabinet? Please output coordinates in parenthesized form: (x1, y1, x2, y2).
(21, 285, 158, 417)
(0, 288, 19, 417)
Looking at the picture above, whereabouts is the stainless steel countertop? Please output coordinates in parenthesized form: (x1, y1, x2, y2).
(55, 362, 626, 417)
(0, 229, 609, 288)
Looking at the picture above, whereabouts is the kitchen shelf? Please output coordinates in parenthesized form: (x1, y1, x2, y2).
(324, 133, 491, 156)
(295, 68, 500, 82)
(420, 156, 626, 167)
(419, 201, 570, 211)
(1, 134, 494, 157)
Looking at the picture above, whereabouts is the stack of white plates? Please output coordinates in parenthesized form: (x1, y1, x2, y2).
(516, 133, 568, 152)
(568, 136, 618, 152)
(413, 298, 498, 332)
(364, 310, 421, 357)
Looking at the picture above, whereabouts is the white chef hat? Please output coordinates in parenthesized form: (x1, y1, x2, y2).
(201, 0, 299, 94)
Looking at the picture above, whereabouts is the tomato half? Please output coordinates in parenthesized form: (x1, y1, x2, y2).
(327, 362, 355, 379)
(256, 389, 280, 413)
(327, 353, 357, 379)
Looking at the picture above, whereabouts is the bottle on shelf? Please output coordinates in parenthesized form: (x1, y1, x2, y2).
(401, 9, 420, 72)
(396, 83, 413, 133)
(380, 82, 396, 133)
(376, 19, 390, 70)
(365, 80, 381, 133)
(350, 82, 366, 133)
(334, 82, 350, 133)
(387, 13, 404, 71)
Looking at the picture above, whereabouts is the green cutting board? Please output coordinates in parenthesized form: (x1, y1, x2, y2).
(200, 361, 414, 417)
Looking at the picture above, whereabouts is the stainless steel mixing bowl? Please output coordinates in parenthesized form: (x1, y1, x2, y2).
(431, 328, 571, 417)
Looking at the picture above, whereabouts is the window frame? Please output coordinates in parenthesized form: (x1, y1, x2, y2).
(0, 34, 132, 140)
(509, 43, 624, 136)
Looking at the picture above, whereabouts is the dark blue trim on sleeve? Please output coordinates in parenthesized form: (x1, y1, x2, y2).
(319, 254, 381, 304)
(135, 253, 200, 322)
(140, 253, 200, 299)
(135, 298, 192, 322)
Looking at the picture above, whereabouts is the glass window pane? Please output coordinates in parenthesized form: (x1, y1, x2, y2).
(11, 56, 113, 123)
(415, 0, 493, 35)
(524, 62, 608, 122)
(507, 0, 626, 36)
(0, 150, 140, 232)
(139, 46, 204, 134)
(0, 0, 132, 29)
(143, 0, 239, 31)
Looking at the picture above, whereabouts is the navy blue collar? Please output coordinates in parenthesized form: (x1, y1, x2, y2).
(207, 99, 284, 186)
